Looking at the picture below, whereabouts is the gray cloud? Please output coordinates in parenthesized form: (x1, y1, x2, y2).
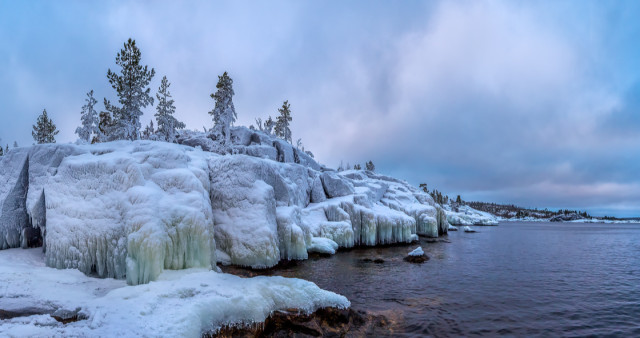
(1, 1, 640, 216)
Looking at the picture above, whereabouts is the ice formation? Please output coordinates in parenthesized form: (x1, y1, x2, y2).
(408, 246, 424, 257)
(0, 248, 349, 337)
(445, 204, 499, 226)
(0, 127, 451, 284)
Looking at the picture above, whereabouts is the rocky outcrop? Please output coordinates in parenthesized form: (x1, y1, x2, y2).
(0, 137, 447, 284)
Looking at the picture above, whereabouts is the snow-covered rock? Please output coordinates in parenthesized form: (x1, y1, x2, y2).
(445, 204, 499, 226)
(408, 246, 424, 257)
(0, 138, 448, 284)
(308, 236, 339, 254)
(0, 248, 349, 337)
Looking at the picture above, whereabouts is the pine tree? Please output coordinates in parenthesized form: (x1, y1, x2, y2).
(419, 183, 428, 193)
(365, 160, 375, 171)
(4, 144, 8, 154)
(13, 141, 17, 148)
(154, 76, 185, 143)
(32, 109, 59, 144)
(96, 111, 114, 143)
(275, 100, 292, 143)
(75, 89, 99, 143)
(0, 146, 3, 156)
(353, 164, 361, 170)
(142, 120, 155, 140)
(456, 195, 462, 204)
(264, 116, 275, 135)
(105, 38, 155, 140)
(209, 71, 236, 144)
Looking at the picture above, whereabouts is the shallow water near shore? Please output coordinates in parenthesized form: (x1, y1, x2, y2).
(264, 221, 640, 336)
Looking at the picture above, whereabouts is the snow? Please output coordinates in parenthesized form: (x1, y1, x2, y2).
(308, 237, 339, 254)
(1, 138, 448, 283)
(445, 204, 499, 226)
(408, 246, 424, 256)
(0, 248, 349, 337)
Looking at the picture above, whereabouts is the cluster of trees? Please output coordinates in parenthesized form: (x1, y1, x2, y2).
(30, 38, 274, 148)
(21, 37, 313, 163)
(466, 201, 593, 219)
(251, 100, 294, 145)
(419, 183, 463, 207)
(0, 138, 17, 157)
(336, 160, 375, 172)
(77, 38, 185, 144)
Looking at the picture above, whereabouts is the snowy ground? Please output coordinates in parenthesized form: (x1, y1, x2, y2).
(0, 248, 349, 337)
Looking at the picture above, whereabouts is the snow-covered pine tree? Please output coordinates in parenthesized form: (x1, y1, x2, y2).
(274, 100, 292, 143)
(13, 141, 17, 148)
(365, 160, 375, 171)
(96, 110, 114, 143)
(105, 38, 155, 140)
(4, 145, 7, 154)
(155, 76, 185, 143)
(75, 89, 99, 143)
(264, 116, 275, 135)
(0, 146, 3, 156)
(142, 120, 155, 140)
(209, 71, 236, 144)
(32, 109, 59, 144)
(353, 164, 361, 170)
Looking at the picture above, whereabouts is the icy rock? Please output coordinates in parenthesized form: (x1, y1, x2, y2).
(408, 246, 424, 256)
(273, 139, 295, 163)
(445, 204, 498, 226)
(243, 144, 278, 161)
(310, 175, 327, 203)
(308, 236, 339, 254)
(320, 172, 355, 198)
(209, 159, 280, 269)
(404, 246, 428, 263)
(45, 142, 216, 285)
(463, 226, 476, 233)
(0, 149, 30, 249)
(276, 206, 310, 261)
(294, 148, 321, 171)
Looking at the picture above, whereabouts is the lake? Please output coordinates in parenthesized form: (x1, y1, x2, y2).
(266, 221, 640, 336)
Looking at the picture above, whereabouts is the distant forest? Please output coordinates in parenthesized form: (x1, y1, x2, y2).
(466, 201, 593, 220)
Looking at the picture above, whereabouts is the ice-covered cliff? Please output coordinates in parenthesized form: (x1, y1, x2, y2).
(0, 127, 448, 285)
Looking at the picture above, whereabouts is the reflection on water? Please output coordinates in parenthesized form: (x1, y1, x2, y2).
(255, 222, 640, 336)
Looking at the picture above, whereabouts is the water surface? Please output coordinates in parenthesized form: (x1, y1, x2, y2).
(269, 222, 640, 336)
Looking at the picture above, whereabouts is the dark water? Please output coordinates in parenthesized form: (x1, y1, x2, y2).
(271, 222, 640, 337)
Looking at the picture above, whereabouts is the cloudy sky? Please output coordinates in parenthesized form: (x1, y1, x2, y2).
(1, 1, 639, 216)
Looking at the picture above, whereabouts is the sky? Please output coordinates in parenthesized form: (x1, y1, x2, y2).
(1, 0, 640, 217)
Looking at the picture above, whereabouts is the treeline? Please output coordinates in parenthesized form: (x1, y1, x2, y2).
(5, 38, 304, 156)
(466, 201, 592, 219)
(336, 160, 376, 172)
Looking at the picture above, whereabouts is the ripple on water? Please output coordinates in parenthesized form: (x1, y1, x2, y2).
(264, 222, 640, 336)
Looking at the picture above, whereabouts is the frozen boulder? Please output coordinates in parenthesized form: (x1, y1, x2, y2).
(308, 236, 339, 255)
(404, 246, 428, 263)
(0, 149, 30, 249)
(310, 175, 327, 203)
(44, 142, 217, 285)
(320, 172, 355, 198)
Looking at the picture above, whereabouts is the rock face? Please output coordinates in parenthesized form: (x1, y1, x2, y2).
(0, 131, 448, 284)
